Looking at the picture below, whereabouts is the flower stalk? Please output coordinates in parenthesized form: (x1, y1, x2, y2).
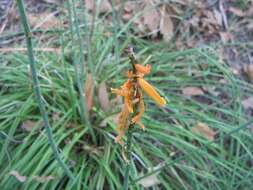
(112, 46, 166, 189)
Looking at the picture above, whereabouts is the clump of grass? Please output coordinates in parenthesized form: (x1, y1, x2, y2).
(0, 1, 253, 189)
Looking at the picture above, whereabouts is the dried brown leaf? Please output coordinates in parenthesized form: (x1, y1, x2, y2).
(98, 82, 110, 111)
(143, 4, 160, 33)
(84, 73, 94, 111)
(85, 0, 120, 13)
(213, 9, 223, 26)
(122, 1, 139, 22)
(122, 13, 132, 21)
(229, 7, 245, 17)
(10, 171, 27, 182)
(86, 0, 111, 13)
(182, 87, 204, 96)
(21, 120, 43, 131)
(242, 97, 253, 110)
(160, 5, 174, 42)
(28, 12, 62, 30)
(243, 64, 253, 83)
(192, 122, 215, 141)
(229, 5, 253, 17)
(124, 1, 136, 13)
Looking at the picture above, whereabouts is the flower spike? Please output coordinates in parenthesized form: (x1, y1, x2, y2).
(111, 48, 166, 143)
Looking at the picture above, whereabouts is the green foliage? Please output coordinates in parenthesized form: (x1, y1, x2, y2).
(0, 1, 253, 189)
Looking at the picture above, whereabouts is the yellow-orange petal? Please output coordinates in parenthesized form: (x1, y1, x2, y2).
(125, 95, 133, 113)
(135, 64, 151, 74)
(118, 105, 130, 129)
(137, 78, 166, 106)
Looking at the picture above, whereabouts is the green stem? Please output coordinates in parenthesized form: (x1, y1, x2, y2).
(16, 0, 74, 180)
(123, 46, 138, 189)
(123, 127, 133, 190)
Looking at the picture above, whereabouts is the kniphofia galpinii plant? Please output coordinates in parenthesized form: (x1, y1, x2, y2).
(111, 47, 166, 143)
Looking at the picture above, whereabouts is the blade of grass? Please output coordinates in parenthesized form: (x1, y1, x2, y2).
(16, 0, 74, 180)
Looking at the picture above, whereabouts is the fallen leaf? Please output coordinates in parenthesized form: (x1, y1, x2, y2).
(85, 0, 120, 13)
(124, 1, 136, 13)
(191, 122, 215, 141)
(10, 171, 27, 182)
(122, 1, 137, 22)
(229, 7, 245, 17)
(213, 9, 223, 26)
(160, 5, 174, 42)
(229, 5, 253, 17)
(122, 13, 132, 21)
(143, 2, 160, 34)
(98, 82, 110, 111)
(182, 87, 204, 96)
(28, 12, 62, 30)
(21, 120, 43, 131)
(84, 73, 94, 111)
(243, 64, 253, 83)
(242, 97, 253, 110)
(86, 0, 111, 13)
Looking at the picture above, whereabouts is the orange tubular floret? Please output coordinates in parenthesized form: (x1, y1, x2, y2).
(115, 105, 130, 143)
(137, 78, 166, 106)
(134, 64, 151, 74)
(125, 95, 133, 113)
(111, 80, 133, 113)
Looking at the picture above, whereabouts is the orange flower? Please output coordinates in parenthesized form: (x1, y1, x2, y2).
(135, 64, 166, 106)
(134, 64, 151, 74)
(137, 78, 166, 106)
(115, 105, 130, 144)
(111, 63, 166, 143)
(111, 80, 133, 113)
